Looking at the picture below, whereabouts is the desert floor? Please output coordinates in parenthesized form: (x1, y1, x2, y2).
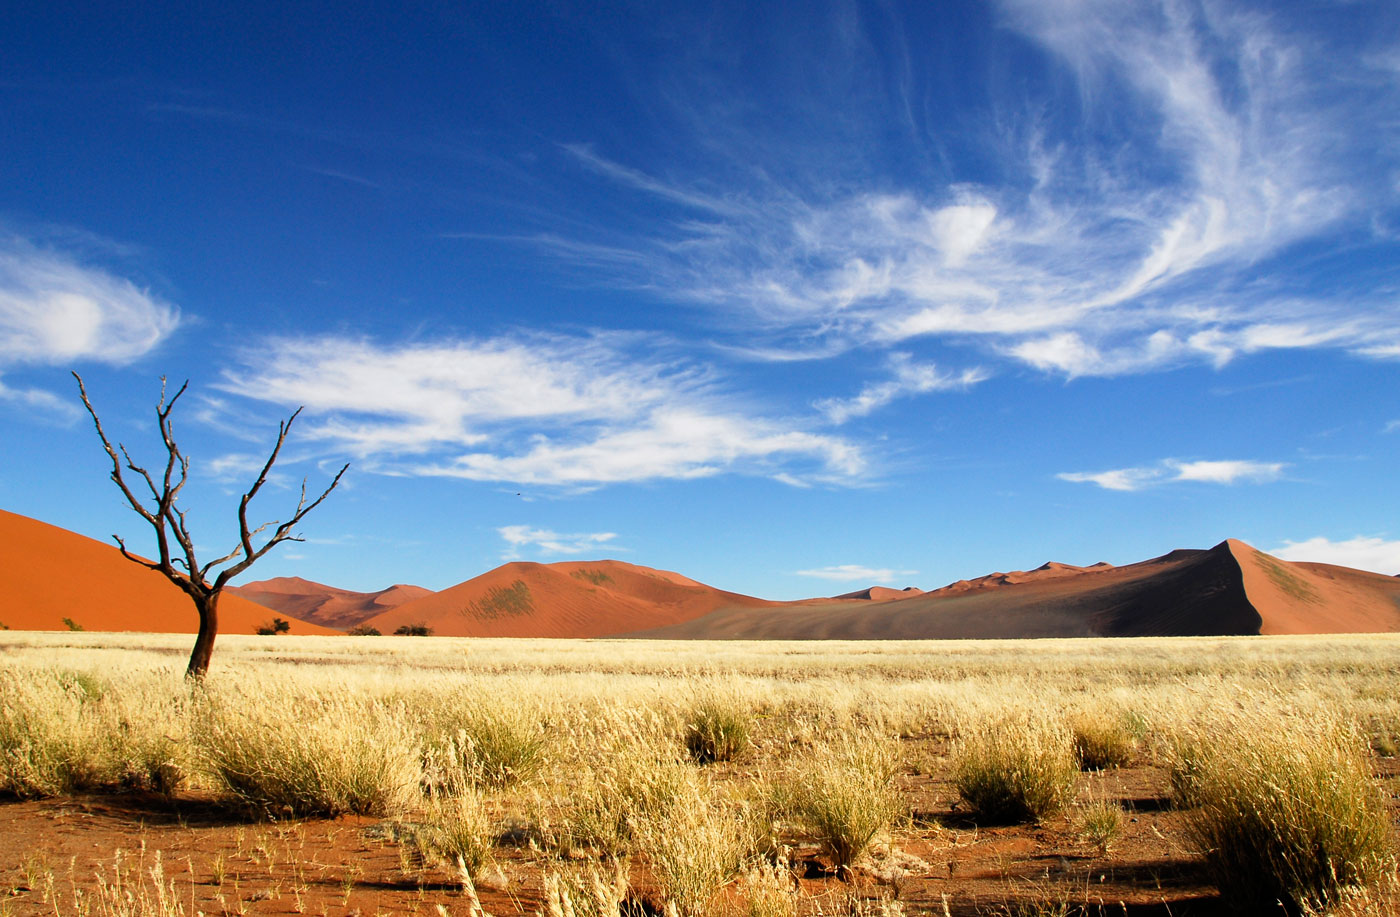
(2, 632, 1398, 916)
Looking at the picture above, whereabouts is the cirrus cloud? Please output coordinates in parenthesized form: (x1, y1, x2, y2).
(1059, 458, 1287, 491)
(794, 564, 919, 583)
(520, 1, 1400, 378)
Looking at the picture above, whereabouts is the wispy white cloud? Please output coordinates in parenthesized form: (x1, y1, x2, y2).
(562, 143, 740, 216)
(218, 334, 865, 487)
(1169, 459, 1286, 485)
(816, 353, 988, 424)
(498, 525, 619, 560)
(1057, 467, 1164, 493)
(1059, 458, 1286, 491)
(0, 236, 178, 367)
(1271, 536, 1400, 576)
(794, 564, 919, 583)
(525, 2, 1399, 378)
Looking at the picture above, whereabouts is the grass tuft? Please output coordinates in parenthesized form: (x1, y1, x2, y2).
(1068, 709, 1138, 771)
(785, 735, 903, 872)
(196, 685, 418, 818)
(1075, 798, 1123, 855)
(1179, 710, 1393, 914)
(683, 691, 752, 765)
(636, 783, 756, 917)
(953, 713, 1077, 825)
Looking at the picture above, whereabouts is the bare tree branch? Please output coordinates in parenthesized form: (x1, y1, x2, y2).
(72, 372, 348, 679)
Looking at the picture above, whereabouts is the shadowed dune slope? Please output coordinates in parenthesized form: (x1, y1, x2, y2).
(0, 509, 334, 634)
(629, 540, 1400, 639)
(230, 576, 432, 629)
(365, 559, 774, 638)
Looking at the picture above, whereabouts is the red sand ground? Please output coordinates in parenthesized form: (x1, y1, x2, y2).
(2, 743, 1396, 916)
(0, 509, 332, 635)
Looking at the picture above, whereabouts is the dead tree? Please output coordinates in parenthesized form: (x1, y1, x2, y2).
(73, 372, 348, 679)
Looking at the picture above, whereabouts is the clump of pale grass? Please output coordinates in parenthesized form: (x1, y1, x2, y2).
(195, 685, 418, 818)
(545, 751, 697, 857)
(1068, 708, 1139, 771)
(0, 671, 112, 797)
(953, 713, 1077, 825)
(535, 706, 698, 857)
(538, 861, 630, 917)
(742, 859, 800, 917)
(1074, 798, 1123, 855)
(1176, 708, 1394, 915)
(683, 689, 752, 765)
(395, 790, 496, 877)
(636, 783, 757, 917)
(424, 702, 549, 790)
(785, 735, 904, 873)
(0, 669, 187, 797)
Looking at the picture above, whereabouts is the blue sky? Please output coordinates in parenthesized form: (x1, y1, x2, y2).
(3, 0, 1399, 599)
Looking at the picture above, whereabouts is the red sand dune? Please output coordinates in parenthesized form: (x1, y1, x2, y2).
(230, 576, 432, 629)
(0, 509, 334, 635)
(832, 585, 925, 601)
(7, 508, 1399, 641)
(365, 559, 774, 638)
(631, 540, 1400, 639)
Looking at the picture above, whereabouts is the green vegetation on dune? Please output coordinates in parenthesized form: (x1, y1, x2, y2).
(1253, 553, 1322, 604)
(571, 568, 614, 587)
(461, 579, 534, 619)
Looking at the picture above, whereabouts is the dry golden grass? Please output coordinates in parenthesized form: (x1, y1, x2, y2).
(4, 631, 1400, 915)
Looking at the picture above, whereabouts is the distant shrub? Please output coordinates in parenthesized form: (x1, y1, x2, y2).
(394, 623, 432, 636)
(347, 624, 382, 636)
(953, 713, 1077, 825)
(255, 617, 291, 636)
(61, 617, 84, 632)
(1179, 712, 1393, 914)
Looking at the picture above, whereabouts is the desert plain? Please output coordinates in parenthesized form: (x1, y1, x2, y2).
(3, 510, 1400, 916)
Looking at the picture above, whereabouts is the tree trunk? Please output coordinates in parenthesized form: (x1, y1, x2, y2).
(187, 590, 220, 680)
